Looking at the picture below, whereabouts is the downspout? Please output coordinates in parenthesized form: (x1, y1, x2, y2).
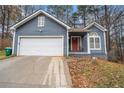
(12, 28, 16, 55)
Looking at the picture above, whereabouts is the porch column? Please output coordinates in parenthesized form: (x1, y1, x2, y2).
(87, 32, 90, 54)
(11, 28, 16, 55)
(67, 28, 69, 56)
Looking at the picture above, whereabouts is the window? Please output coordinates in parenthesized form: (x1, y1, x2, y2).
(89, 32, 101, 50)
(95, 38, 100, 48)
(38, 16, 45, 27)
(90, 38, 94, 48)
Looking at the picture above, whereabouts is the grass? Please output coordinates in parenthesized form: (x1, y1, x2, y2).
(0, 50, 13, 60)
(0, 50, 6, 60)
(67, 57, 124, 88)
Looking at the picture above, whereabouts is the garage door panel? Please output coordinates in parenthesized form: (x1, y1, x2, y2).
(19, 37, 63, 56)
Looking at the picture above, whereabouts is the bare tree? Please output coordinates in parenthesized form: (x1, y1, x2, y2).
(0, 6, 6, 39)
(0, 5, 21, 49)
(47, 5, 70, 22)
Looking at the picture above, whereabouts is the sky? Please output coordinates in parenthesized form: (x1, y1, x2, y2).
(73, 5, 78, 12)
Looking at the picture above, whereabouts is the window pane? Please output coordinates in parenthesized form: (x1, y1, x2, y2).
(95, 38, 100, 48)
(42, 16, 45, 26)
(38, 17, 40, 26)
(38, 16, 45, 27)
(90, 38, 94, 48)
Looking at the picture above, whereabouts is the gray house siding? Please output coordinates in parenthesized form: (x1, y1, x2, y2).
(88, 26, 107, 58)
(88, 26, 106, 54)
(12, 11, 107, 58)
(69, 26, 107, 59)
(14, 14, 68, 56)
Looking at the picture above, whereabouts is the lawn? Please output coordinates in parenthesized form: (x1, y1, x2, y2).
(67, 57, 124, 88)
(0, 51, 6, 60)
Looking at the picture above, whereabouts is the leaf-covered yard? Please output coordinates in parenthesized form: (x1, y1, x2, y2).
(67, 57, 124, 88)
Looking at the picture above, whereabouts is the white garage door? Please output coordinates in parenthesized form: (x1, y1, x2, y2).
(18, 37, 64, 56)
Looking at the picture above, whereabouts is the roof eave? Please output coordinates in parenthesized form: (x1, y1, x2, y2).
(10, 10, 71, 30)
(82, 22, 107, 32)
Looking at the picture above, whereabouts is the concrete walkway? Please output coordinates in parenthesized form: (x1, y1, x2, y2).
(42, 57, 71, 87)
(0, 56, 71, 88)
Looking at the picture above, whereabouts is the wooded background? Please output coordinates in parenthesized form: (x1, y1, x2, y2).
(0, 5, 124, 62)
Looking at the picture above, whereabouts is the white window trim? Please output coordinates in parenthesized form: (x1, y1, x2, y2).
(89, 35, 101, 50)
(38, 16, 45, 27)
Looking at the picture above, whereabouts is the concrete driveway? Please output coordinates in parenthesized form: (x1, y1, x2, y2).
(0, 56, 71, 88)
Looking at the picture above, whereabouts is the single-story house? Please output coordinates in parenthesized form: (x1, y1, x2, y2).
(10, 10, 107, 58)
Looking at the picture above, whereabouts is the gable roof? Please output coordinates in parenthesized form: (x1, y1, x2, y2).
(83, 22, 107, 32)
(10, 10, 70, 30)
(69, 22, 107, 32)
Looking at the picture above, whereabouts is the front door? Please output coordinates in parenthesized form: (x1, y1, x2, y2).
(71, 37, 80, 51)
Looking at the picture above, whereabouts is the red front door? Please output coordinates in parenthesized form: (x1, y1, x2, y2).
(72, 37, 80, 51)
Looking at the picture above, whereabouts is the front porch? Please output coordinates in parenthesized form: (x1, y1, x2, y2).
(69, 29, 90, 55)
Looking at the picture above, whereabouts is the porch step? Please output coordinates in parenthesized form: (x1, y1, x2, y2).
(69, 54, 107, 59)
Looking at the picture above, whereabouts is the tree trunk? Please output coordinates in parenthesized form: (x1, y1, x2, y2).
(0, 6, 6, 39)
(6, 6, 10, 38)
(104, 5, 110, 53)
(66, 6, 69, 24)
(120, 19, 123, 61)
(83, 11, 86, 27)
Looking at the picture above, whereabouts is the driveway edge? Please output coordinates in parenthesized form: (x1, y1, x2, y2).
(63, 60, 72, 88)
